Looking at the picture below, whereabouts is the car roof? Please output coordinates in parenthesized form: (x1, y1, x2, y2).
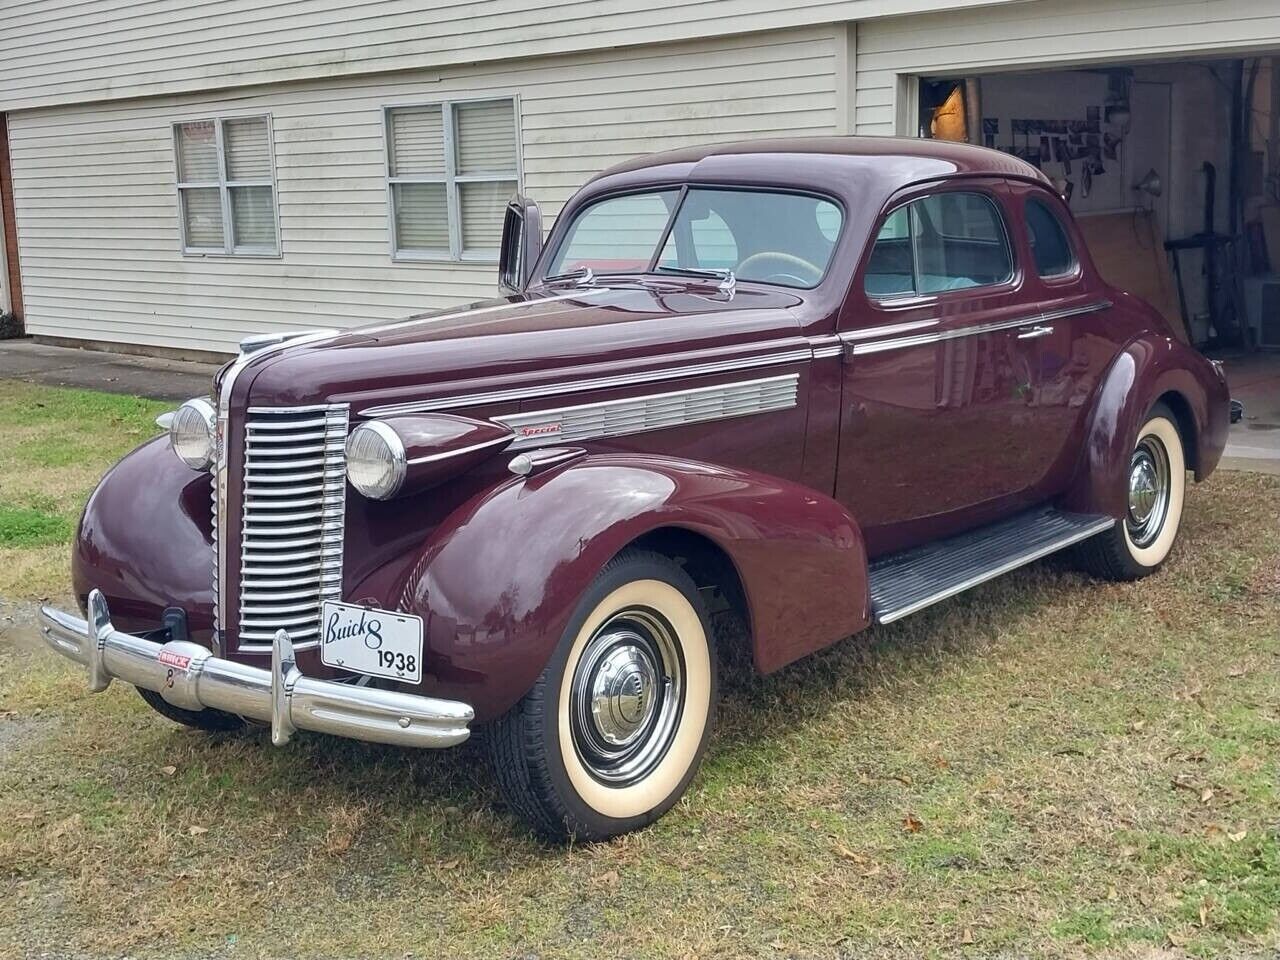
(592, 135, 1050, 191)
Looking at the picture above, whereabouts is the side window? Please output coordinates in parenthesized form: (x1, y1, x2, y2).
(865, 191, 1013, 299)
(1025, 197, 1077, 278)
(912, 192, 1012, 293)
(864, 207, 914, 298)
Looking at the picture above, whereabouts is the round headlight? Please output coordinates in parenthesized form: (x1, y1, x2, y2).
(346, 421, 407, 500)
(169, 397, 216, 470)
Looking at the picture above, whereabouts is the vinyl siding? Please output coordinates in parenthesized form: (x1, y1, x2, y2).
(10, 27, 839, 354)
(855, 0, 1280, 133)
(0, 0, 1017, 111)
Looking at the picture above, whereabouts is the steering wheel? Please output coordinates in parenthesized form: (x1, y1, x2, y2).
(736, 251, 824, 286)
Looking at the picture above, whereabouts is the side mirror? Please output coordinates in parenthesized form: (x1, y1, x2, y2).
(499, 195, 543, 295)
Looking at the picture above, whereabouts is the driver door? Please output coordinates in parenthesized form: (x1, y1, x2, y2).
(835, 181, 1050, 557)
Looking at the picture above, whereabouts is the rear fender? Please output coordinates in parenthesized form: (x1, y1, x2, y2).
(1063, 333, 1229, 518)
(400, 453, 869, 721)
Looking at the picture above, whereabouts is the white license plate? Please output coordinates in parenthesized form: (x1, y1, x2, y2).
(319, 600, 423, 684)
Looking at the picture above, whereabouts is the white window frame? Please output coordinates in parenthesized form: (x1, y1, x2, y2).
(383, 96, 523, 264)
(172, 114, 281, 258)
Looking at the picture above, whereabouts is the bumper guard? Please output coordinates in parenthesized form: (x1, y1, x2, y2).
(38, 589, 473, 749)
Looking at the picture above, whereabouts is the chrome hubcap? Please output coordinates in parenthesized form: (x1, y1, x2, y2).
(589, 640, 659, 747)
(570, 607, 684, 785)
(1127, 435, 1170, 548)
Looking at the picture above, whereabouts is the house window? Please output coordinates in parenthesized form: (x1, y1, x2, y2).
(173, 116, 279, 256)
(385, 98, 520, 261)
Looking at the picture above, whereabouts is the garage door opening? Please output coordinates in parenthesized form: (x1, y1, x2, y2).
(917, 57, 1280, 355)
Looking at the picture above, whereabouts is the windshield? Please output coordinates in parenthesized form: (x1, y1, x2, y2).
(546, 187, 843, 289)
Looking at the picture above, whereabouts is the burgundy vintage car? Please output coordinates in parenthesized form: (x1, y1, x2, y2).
(39, 137, 1228, 840)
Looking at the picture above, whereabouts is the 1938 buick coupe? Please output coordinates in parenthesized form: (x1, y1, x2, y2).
(39, 138, 1228, 840)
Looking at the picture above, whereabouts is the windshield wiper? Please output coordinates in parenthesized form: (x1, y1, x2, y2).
(542, 266, 596, 287)
(654, 265, 736, 295)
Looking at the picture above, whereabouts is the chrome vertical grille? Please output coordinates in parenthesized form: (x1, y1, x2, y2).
(236, 404, 348, 648)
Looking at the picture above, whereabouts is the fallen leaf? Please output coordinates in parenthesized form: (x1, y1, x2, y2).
(160, 765, 177, 777)
(903, 814, 924, 833)
(1200, 788, 1215, 804)
(960, 927, 974, 945)
(188, 825, 208, 836)
(1228, 830, 1248, 843)
(1130, 719, 1146, 732)
(1107, 887, 1118, 901)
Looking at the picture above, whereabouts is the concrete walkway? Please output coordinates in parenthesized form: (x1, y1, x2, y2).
(0, 338, 219, 402)
(1222, 353, 1280, 476)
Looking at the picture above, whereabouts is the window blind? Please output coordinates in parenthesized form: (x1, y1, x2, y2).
(455, 100, 517, 176)
(177, 121, 219, 182)
(182, 187, 224, 248)
(224, 117, 272, 182)
(389, 106, 446, 177)
(394, 182, 450, 252)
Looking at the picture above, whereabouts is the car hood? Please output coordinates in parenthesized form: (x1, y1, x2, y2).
(239, 281, 811, 416)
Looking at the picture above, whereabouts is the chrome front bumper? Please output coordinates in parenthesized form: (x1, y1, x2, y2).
(38, 589, 473, 749)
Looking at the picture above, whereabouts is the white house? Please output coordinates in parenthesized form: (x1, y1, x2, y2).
(1, 0, 1278, 358)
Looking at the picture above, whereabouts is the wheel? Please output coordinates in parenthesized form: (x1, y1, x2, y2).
(485, 549, 717, 841)
(1076, 401, 1186, 581)
(136, 686, 245, 732)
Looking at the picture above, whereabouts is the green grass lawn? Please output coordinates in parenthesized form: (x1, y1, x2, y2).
(0, 380, 170, 602)
(1, 381, 1278, 959)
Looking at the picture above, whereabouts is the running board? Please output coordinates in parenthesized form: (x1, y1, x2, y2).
(868, 507, 1115, 625)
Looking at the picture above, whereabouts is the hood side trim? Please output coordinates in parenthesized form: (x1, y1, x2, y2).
(358, 344, 812, 418)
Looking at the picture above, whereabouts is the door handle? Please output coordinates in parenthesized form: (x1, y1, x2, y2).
(1016, 324, 1054, 340)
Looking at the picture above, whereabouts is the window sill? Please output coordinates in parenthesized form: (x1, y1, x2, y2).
(182, 249, 282, 260)
(392, 251, 499, 265)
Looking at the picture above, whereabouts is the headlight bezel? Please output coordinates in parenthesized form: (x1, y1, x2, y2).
(169, 397, 217, 471)
(345, 420, 408, 500)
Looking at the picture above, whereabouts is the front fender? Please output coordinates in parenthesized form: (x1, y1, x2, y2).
(400, 454, 869, 721)
(1063, 333, 1229, 519)
(71, 436, 215, 637)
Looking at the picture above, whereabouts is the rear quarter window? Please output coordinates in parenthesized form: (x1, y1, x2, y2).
(1025, 197, 1077, 278)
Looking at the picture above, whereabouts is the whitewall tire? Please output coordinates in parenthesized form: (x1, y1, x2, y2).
(486, 549, 717, 841)
(1077, 402, 1186, 580)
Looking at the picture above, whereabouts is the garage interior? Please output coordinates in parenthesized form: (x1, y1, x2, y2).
(919, 55, 1280, 470)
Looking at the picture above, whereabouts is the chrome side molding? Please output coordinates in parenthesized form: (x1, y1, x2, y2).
(496, 374, 800, 450)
